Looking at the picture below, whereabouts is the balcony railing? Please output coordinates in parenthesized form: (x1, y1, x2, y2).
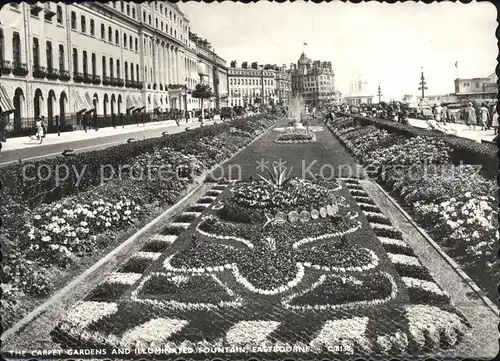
(137, 81, 144, 90)
(1, 60, 12, 74)
(159, 84, 163, 91)
(147, 84, 151, 89)
(59, 69, 70, 81)
(73, 72, 84, 83)
(126, 80, 137, 88)
(92, 75, 101, 85)
(46, 67, 59, 80)
(33, 65, 47, 79)
(83, 73, 93, 84)
(116, 78, 124, 87)
(102, 76, 111, 85)
(153, 83, 157, 90)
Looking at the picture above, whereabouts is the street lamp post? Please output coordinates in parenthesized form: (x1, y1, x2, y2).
(418, 67, 428, 104)
(377, 83, 382, 104)
(197, 61, 207, 126)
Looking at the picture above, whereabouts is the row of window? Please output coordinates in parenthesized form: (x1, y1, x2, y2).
(70, 11, 139, 52)
(71, 48, 140, 82)
(2, 30, 183, 87)
(229, 78, 275, 86)
(149, 1, 185, 28)
(462, 82, 483, 88)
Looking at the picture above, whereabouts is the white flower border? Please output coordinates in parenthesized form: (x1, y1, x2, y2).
(163, 255, 306, 295)
(370, 222, 398, 232)
(195, 218, 255, 249)
(402, 277, 448, 297)
(301, 248, 379, 273)
(169, 222, 191, 229)
(387, 253, 421, 267)
(130, 272, 243, 310)
(274, 134, 317, 144)
(292, 219, 362, 249)
(282, 272, 398, 311)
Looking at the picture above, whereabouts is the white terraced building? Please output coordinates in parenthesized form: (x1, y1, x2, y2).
(0, 1, 229, 134)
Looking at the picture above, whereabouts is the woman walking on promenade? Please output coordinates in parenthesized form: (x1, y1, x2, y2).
(479, 102, 490, 131)
(491, 109, 498, 134)
(464, 102, 477, 130)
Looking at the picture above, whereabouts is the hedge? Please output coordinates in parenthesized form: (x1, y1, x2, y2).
(337, 113, 497, 179)
(0, 116, 264, 207)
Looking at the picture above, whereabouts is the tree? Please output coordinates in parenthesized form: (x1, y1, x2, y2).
(191, 83, 213, 99)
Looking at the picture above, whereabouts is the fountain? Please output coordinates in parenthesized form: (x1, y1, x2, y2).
(275, 96, 317, 144)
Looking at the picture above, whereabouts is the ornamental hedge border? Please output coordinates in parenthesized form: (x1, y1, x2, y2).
(0, 116, 265, 207)
(336, 113, 497, 179)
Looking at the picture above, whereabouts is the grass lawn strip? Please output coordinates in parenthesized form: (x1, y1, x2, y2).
(132, 251, 162, 261)
(105, 272, 143, 285)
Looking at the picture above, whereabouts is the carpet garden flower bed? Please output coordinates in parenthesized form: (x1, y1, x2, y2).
(0, 115, 277, 329)
(326, 116, 498, 302)
(50, 178, 470, 357)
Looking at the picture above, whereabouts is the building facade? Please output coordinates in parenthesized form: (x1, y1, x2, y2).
(272, 64, 292, 106)
(189, 32, 229, 110)
(227, 62, 276, 108)
(290, 52, 336, 108)
(0, 1, 226, 132)
(343, 77, 375, 106)
(454, 72, 497, 101)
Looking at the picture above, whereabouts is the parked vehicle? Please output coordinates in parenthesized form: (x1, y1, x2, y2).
(220, 107, 233, 120)
(446, 103, 464, 123)
(416, 105, 433, 119)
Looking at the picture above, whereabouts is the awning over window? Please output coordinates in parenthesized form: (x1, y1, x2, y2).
(84, 92, 95, 113)
(153, 96, 160, 110)
(74, 92, 88, 114)
(126, 96, 135, 110)
(135, 96, 145, 110)
(0, 84, 16, 115)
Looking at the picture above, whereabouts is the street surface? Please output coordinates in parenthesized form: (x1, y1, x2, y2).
(407, 118, 496, 143)
(0, 119, 216, 166)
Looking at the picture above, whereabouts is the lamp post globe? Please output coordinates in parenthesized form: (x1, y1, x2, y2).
(197, 61, 207, 78)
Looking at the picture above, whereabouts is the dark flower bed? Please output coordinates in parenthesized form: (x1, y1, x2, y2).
(220, 178, 343, 221)
(84, 282, 130, 302)
(138, 273, 234, 304)
(276, 133, 315, 141)
(118, 257, 153, 273)
(289, 272, 393, 306)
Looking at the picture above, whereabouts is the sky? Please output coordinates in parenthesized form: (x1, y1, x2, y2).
(180, 0, 497, 101)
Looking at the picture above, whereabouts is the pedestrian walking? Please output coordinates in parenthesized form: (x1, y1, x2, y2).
(443, 106, 450, 125)
(464, 102, 477, 130)
(491, 109, 499, 134)
(433, 103, 443, 125)
(0, 114, 8, 142)
(479, 102, 489, 131)
(41, 115, 47, 138)
(33, 116, 44, 143)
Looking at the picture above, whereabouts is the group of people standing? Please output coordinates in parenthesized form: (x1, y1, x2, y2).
(431, 102, 498, 134)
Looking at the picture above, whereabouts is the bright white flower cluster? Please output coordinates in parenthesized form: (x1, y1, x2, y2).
(402, 277, 447, 297)
(29, 197, 141, 263)
(405, 304, 468, 349)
